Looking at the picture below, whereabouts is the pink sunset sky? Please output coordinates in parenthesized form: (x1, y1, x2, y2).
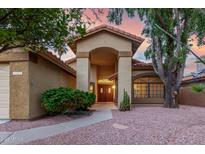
(61, 8, 205, 76)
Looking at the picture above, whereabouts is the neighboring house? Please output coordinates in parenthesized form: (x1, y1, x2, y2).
(0, 48, 76, 119)
(196, 55, 205, 72)
(67, 24, 165, 107)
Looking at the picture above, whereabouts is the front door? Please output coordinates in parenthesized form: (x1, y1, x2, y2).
(98, 85, 113, 102)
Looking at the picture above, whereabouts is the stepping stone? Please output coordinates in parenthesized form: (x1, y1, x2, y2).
(112, 123, 128, 130)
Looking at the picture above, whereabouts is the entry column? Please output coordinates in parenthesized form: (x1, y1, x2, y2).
(118, 52, 132, 107)
(76, 52, 90, 91)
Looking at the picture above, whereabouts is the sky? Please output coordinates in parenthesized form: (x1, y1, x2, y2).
(61, 8, 205, 76)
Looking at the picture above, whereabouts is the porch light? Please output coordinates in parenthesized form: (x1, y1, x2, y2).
(89, 85, 93, 91)
(112, 85, 115, 89)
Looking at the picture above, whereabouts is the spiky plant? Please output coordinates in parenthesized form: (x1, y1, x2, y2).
(119, 89, 131, 111)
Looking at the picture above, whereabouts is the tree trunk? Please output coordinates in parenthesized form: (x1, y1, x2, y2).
(164, 75, 179, 108)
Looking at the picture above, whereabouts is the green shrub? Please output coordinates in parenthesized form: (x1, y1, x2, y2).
(41, 87, 96, 115)
(119, 89, 131, 111)
(192, 84, 205, 93)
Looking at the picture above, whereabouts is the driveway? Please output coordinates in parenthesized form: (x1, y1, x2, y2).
(25, 105, 205, 145)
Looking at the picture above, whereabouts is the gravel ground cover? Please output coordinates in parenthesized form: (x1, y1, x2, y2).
(25, 105, 205, 145)
(0, 112, 91, 132)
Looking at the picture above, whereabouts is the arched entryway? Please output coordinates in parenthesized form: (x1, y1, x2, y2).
(133, 73, 165, 104)
(89, 47, 118, 103)
(72, 25, 144, 107)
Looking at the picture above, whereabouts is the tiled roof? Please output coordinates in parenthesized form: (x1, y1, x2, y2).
(65, 57, 77, 64)
(132, 59, 153, 67)
(86, 24, 144, 43)
(108, 59, 153, 80)
(182, 75, 205, 85)
(69, 24, 144, 55)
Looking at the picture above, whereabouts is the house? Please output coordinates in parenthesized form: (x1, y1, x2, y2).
(67, 24, 165, 107)
(0, 48, 76, 119)
(0, 24, 166, 120)
(196, 55, 205, 72)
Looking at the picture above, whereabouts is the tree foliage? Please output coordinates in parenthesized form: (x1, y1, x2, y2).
(0, 8, 86, 55)
(192, 84, 205, 93)
(108, 8, 205, 108)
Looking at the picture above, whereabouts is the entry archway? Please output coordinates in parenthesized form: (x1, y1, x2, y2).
(89, 47, 118, 103)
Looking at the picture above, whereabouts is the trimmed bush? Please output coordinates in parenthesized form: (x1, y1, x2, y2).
(41, 87, 96, 115)
(119, 89, 131, 111)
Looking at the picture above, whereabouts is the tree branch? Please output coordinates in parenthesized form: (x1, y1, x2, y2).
(151, 36, 166, 83)
(154, 23, 205, 65)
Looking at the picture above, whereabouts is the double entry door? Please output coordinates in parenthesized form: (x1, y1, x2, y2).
(98, 84, 114, 102)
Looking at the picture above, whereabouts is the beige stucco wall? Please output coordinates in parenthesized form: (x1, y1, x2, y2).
(10, 61, 30, 119)
(29, 56, 76, 119)
(90, 64, 97, 83)
(0, 49, 76, 119)
(179, 83, 205, 107)
(76, 31, 133, 106)
(77, 31, 132, 52)
(90, 65, 97, 101)
(77, 58, 90, 91)
(118, 57, 132, 106)
(0, 50, 30, 119)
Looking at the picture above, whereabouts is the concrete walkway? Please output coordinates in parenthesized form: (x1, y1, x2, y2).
(0, 109, 112, 145)
(0, 120, 10, 125)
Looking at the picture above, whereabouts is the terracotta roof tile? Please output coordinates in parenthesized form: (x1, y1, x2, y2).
(108, 59, 153, 80)
(182, 75, 205, 85)
(65, 57, 77, 64)
(86, 24, 144, 43)
(132, 59, 152, 67)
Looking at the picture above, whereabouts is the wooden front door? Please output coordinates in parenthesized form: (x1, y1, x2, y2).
(98, 85, 114, 102)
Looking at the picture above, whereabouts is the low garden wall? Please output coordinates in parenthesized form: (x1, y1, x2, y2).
(179, 77, 205, 107)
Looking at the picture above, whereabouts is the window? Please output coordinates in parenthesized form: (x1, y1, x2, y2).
(100, 88, 103, 93)
(108, 88, 111, 93)
(134, 78, 164, 98)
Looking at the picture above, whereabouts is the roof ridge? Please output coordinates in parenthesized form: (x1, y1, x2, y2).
(87, 24, 144, 41)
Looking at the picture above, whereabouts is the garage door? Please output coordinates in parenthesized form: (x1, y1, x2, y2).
(0, 64, 10, 119)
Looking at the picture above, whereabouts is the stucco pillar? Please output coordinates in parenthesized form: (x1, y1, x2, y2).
(76, 52, 90, 91)
(117, 53, 132, 107)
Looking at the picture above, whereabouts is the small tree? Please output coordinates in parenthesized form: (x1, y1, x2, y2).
(119, 89, 131, 111)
